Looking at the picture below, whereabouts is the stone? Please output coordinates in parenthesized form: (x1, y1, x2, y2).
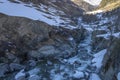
(5, 52, 16, 60)
(28, 45, 58, 58)
(9, 63, 24, 71)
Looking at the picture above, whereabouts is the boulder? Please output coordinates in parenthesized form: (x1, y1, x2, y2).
(100, 39, 120, 80)
(28, 45, 58, 59)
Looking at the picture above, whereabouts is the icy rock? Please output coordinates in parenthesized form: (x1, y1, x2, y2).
(15, 69, 25, 80)
(73, 71, 84, 79)
(117, 72, 120, 80)
(28, 68, 40, 76)
(92, 49, 107, 69)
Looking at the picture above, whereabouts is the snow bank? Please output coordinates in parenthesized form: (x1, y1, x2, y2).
(84, 0, 102, 6)
(0, 0, 75, 28)
(96, 32, 120, 39)
(86, 10, 103, 14)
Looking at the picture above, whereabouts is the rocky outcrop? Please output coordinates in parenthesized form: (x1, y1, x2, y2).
(100, 38, 120, 80)
(0, 13, 87, 79)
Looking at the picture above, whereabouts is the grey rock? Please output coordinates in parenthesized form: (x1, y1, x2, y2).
(38, 45, 57, 56)
(5, 52, 16, 60)
(9, 63, 24, 71)
(29, 45, 59, 58)
(100, 39, 120, 80)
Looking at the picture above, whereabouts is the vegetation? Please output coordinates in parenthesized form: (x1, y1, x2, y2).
(98, 0, 120, 11)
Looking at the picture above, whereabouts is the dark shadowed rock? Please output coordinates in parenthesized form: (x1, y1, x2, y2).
(100, 39, 120, 80)
(0, 63, 9, 77)
(9, 63, 25, 71)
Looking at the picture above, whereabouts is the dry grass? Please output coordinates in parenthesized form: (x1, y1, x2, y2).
(99, 1, 120, 11)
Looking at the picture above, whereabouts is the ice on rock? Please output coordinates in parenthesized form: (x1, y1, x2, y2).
(15, 69, 25, 80)
(117, 72, 120, 80)
(92, 49, 107, 69)
(73, 71, 84, 79)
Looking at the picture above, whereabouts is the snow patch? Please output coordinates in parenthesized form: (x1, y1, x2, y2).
(73, 71, 84, 79)
(92, 49, 107, 69)
(28, 68, 40, 77)
(89, 73, 101, 80)
(15, 69, 25, 80)
(117, 72, 120, 80)
(0, 0, 75, 28)
(84, 0, 102, 6)
(86, 10, 103, 14)
(52, 74, 64, 80)
(96, 32, 120, 39)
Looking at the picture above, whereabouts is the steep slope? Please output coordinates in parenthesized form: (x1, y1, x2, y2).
(71, 0, 95, 11)
(0, 0, 120, 80)
(99, 0, 120, 11)
(0, 0, 84, 29)
(86, 0, 120, 14)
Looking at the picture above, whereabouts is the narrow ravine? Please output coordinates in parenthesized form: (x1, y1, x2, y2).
(22, 30, 101, 80)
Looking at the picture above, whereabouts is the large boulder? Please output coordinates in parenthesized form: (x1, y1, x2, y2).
(100, 39, 120, 80)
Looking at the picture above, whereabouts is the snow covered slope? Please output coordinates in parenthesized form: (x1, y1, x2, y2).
(0, 0, 82, 29)
(84, 0, 102, 6)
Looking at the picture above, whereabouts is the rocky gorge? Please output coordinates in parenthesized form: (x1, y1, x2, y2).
(0, 0, 120, 80)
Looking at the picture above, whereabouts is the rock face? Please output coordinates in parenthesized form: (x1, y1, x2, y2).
(0, 13, 87, 79)
(100, 39, 120, 80)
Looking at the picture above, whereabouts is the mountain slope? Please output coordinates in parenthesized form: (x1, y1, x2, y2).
(0, 0, 84, 29)
(0, 0, 120, 80)
(99, 0, 120, 11)
(71, 0, 95, 11)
